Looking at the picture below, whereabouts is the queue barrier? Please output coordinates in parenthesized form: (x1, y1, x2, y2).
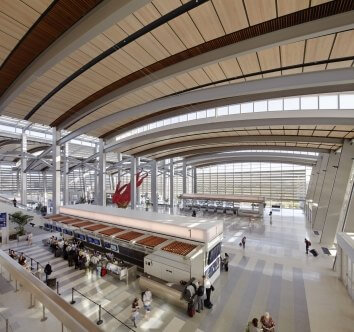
(70, 287, 135, 331)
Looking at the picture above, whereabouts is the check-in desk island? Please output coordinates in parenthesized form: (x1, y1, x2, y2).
(45, 205, 223, 306)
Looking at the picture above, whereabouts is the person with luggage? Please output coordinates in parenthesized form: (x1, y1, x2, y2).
(260, 312, 275, 332)
(44, 262, 52, 283)
(131, 298, 140, 328)
(142, 289, 152, 318)
(196, 282, 204, 312)
(203, 275, 214, 308)
(305, 238, 311, 255)
(241, 236, 246, 249)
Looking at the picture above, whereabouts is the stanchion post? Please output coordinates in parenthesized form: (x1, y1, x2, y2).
(15, 279, 18, 292)
(5, 318, 9, 332)
(70, 288, 75, 304)
(29, 293, 35, 309)
(97, 304, 103, 325)
(57, 281, 61, 295)
(31, 258, 33, 269)
(36, 261, 39, 271)
(41, 304, 47, 322)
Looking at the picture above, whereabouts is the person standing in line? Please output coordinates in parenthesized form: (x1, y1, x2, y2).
(196, 281, 204, 312)
(12, 197, 17, 207)
(305, 238, 311, 255)
(142, 289, 152, 318)
(246, 318, 262, 332)
(131, 298, 140, 328)
(269, 211, 273, 225)
(242, 236, 247, 249)
(203, 275, 214, 308)
(260, 312, 275, 332)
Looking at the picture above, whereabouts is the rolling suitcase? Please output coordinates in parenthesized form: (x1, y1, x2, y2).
(101, 267, 107, 277)
(310, 249, 318, 257)
(187, 301, 196, 317)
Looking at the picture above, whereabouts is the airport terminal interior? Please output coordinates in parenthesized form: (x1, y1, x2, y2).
(0, 0, 354, 331)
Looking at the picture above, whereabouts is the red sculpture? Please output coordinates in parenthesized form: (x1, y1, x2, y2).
(112, 171, 148, 208)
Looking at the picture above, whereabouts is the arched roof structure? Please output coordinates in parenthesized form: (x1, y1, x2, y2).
(0, 0, 353, 162)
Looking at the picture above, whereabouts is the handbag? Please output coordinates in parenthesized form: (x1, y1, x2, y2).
(211, 285, 215, 292)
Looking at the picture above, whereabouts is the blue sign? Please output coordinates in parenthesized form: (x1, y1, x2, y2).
(0, 213, 6, 228)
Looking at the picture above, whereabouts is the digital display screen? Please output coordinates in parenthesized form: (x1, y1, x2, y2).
(75, 233, 86, 241)
(87, 236, 101, 246)
(63, 229, 73, 236)
(104, 242, 111, 249)
(207, 243, 221, 265)
(111, 244, 119, 252)
(55, 226, 62, 232)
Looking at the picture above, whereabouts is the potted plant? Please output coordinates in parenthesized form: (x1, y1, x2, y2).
(9, 211, 33, 240)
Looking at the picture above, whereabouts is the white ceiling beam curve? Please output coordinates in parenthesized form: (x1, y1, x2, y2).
(104, 109, 354, 153)
(132, 136, 343, 159)
(0, 0, 150, 112)
(58, 11, 354, 131)
(185, 152, 318, 166)
(59, 68, 354, 144)
(166, 146, 330, 161)
(190, 156, 317, 168)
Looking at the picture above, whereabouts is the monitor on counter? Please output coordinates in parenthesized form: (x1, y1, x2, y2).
(104, 242, 111, 249)
(111, 244, 119, 252)
(63, 229, 73, 236)
(75, 233, 86, 241)
(87, 236, 101, 246)
(55, 226, 62, 232)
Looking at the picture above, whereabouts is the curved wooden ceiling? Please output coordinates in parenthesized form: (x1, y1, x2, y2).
(0, 0, 353, 145)
(0, 0, 104, 97)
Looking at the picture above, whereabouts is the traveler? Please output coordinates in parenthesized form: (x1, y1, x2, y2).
(27, 232, 33, 246)
(223, 253, 229, 272)
(12, 198, 17, 207)
(203, 275, 214, 308)
(142, 289, 152, 318)
(269, 211, 273, 225)
(192, 210, 197, 217)
(131, 298, 140, 328)
(196, 282, 204, 312)
(241, 236, 246, 249)
(246, 318, 262, 332)
(260, 312, 275, 332)
(44, 262, 52, 283)
(304, 238, 311, 255)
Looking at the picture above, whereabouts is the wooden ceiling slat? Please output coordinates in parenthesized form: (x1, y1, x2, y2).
(257, 46, 281, 71)
(305, 34, 335, 62)
(280, 41, 305, 66)
(330, 30, 354, 59)
(244, 0, 276, 25)
(0, 0, 103, 98)
(237, 53, 261, 74)
(277, 0, 309, 16)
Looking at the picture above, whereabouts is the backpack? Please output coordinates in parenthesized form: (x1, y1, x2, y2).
(197, 285, 204, 296)
(44, 264, 52, 275)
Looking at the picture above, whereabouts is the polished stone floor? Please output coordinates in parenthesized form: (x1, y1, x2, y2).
(1, 208, 354, 332)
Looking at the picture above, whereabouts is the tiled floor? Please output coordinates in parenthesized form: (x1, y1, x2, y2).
(1, 208, 354, 331)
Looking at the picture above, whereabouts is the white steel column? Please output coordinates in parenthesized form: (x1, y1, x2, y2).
(130, 157, 136, 210)
(305, 158, 321, 218)
(97, 139, 106, 206)
(311, 154, 329, 227)
(313, 151, 340, 231)
(151, 160, 158, 212)
(136, 157, 140, 206)
(117, 152, 122, 184)
(52, 128, 61, 214)
(169, 159, 174, 211)
(20, 133, 27, 206)
(182, 160, 187, 209)
(63, 142, 69, 205)
(43, 171, 47, 207)
(94, 143, 99, 203)
(162, 160, 167, 203)
(321, 140, 354, 244)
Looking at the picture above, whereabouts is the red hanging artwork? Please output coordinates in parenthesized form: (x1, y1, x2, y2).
(112, 171, 148, 208)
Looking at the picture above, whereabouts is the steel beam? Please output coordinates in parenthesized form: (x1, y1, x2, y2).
(20, 134, 27, 205)
(63, 143, 69, 205)
(169, 159, 174, 211)
(130, 157, 136, 210)
(151, 160, 157, 212)
(97, 139, 106, 206)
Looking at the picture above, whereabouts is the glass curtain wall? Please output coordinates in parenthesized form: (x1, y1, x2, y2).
(196, 162, 312, 209)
